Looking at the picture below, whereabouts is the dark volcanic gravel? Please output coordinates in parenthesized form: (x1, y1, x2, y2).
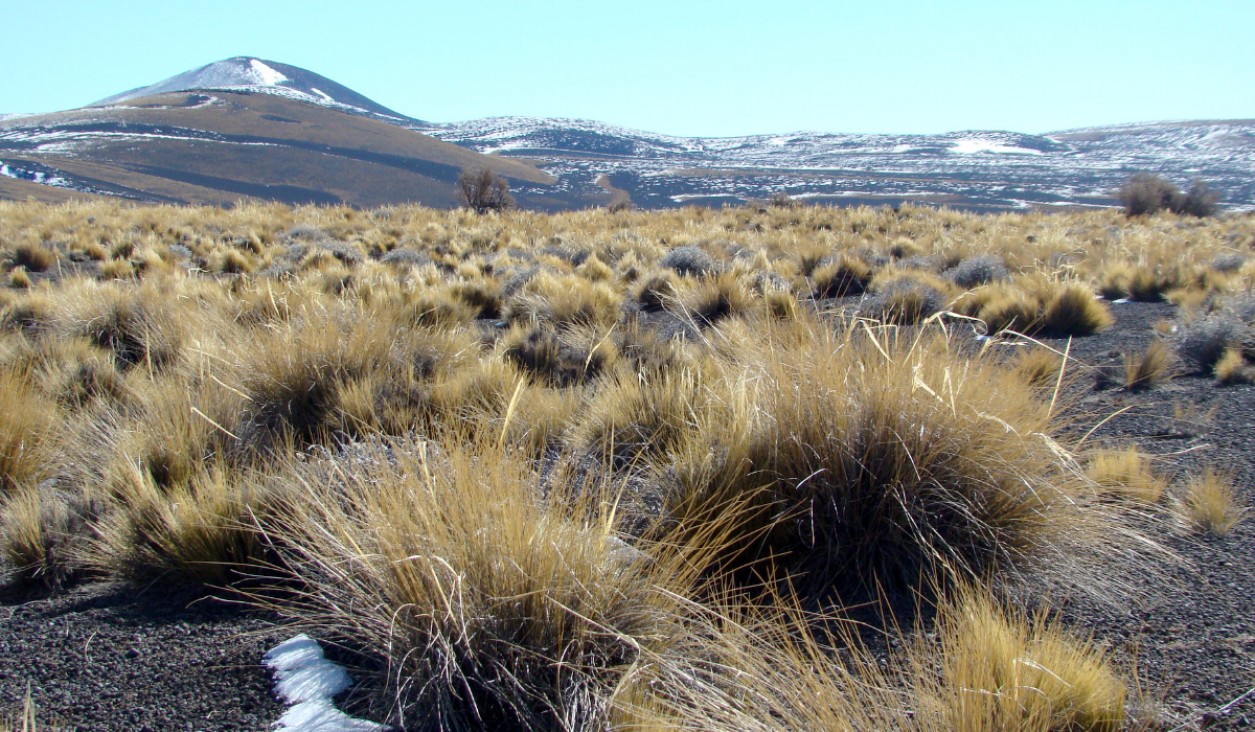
(0, 301, 1251, 730)
(0, 582, 287, 730)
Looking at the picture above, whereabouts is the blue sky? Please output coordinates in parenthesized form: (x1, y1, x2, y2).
(4, 0, 1251, 136)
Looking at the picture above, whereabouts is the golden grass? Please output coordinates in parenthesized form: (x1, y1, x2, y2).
(0, 370, 58, 494)
(1086, 447, 1168, 504)
(661, 316, 1144, 600)
(256, 433, 705, 730)
(1213, 347, 1254, 385)
(2, 200, 1247, 728)
(1178, 467, 1249, 535)
(919, 587, 1127, 731)
(1123, 340, 1175, 391)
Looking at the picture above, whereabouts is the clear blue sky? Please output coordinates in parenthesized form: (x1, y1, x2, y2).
(4, 0, 1251, 137)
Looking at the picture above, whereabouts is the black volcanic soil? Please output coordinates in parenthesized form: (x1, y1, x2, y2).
(1, 301, 1252, 731)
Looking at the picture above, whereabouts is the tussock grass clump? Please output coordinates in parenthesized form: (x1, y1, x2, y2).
(1008, 346, 1068, 390)
(665, 316, 1131, 599)
(634, 271, 679, 312)
(505, 271, 622, 328)
(54, 282, 185, 371)
(618, 585, 1128, 732)
(918, 587, 1127, 731)
(8, 243, 57, 273)
(1213, 347, 1254, 384)
(1086, 447, 1167, 504)
(86, 463, 275, 585)
(0, 370, 58, 494)
(1178, 467, 1248, 535)
(809, 254, 872, 298)
(0, 485, 90, 588)
(502, 323, 617, 387)
(1123, 340, 1175, 391)
(1040, 283, 1114, 336)
(569, 361, 715, 471)
(676, 271, 754, 327)
(260, 436, 695, 730)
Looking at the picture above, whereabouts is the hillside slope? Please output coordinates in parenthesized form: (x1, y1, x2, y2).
(0, 90, 567, 208)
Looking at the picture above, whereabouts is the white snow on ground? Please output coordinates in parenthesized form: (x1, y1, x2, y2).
(249, 59, 289, 87)
(310, 88, 333, 102)
(264, 634, 387, 732)
(950, 139, 1043, 155)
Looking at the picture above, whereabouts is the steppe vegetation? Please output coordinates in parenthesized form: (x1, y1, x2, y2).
(1, 199, 1253, 730)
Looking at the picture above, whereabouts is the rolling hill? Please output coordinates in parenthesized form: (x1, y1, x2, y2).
(2, 57, 1251, 211)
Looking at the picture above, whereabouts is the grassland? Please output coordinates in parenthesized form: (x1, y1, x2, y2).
(1, 200, 1253, 730)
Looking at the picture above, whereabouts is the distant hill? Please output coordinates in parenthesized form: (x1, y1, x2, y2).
(0, 61, 567, 208)
(93, 57, 415, 122)
(2, 57, 1251, 211)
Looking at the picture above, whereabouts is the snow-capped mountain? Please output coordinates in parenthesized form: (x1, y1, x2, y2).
(93, 57, 415, 123)
(2, 57, 1251, 210)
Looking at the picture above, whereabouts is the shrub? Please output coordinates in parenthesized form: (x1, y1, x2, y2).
(1179, 179, 1220, 218)
(858, 275, 948, 325)
(945, 254, 1009, 288)
(659, 245, 715, 277)
(457, 168, 515, 214)
(1176, 312, 1244, 373)
(1117, 173, 1220, 217)
(1118, 173, 1182, 216)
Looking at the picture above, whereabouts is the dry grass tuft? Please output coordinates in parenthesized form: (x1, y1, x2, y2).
(1086, 447, 1167, 504)
(1178, 467, 1248, 535)
(86, 463, 274, 585)
(1213, 347, 1254, 385)
(1123, 340, 1175, 391)
(1041, 283, 1114, 336)
(257, 435, 698, 730)
(918, 586, 1128, 732)
(0, 370, 58, 494)
(664, 316, 1136, 600)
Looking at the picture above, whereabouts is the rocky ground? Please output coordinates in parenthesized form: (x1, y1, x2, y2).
(0, 300, 1251, 731)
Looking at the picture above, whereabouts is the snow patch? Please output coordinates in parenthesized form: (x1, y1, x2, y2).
(249, 59, 289, 87)
(310, 88, 333, 102)
(950, 139, 1043, 155)
(264, 634, 387, 732)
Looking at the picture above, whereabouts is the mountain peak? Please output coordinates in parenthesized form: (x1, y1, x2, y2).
(92, 57, 417, 122)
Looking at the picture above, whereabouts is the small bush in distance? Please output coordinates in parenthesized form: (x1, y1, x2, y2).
(1117, 173, 1219, 217)
(457, 168, 514, 214)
